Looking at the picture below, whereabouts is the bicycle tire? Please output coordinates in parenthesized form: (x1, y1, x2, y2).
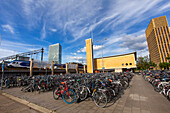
(79, 86, 88, 101)
(92, 90, 107, 108)
(53, 87, 60, 100)
(63, 89, 76, 104)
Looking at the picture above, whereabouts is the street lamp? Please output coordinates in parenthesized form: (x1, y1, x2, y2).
(96, 38, 107, 73)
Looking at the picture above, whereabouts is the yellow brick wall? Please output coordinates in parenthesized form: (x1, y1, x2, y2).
(94, 53, 136, 70)
(145, 15, 170, 64)
(86, 38, 94, 73)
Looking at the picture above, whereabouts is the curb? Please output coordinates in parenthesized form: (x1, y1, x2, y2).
(2, 93, 56, 113)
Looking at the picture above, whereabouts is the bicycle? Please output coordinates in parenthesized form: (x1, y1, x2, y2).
(53, 81, 76, 104)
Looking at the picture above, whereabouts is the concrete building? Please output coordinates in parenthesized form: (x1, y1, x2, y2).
(94, 52, 137, 72)
(85, 38, 137, 73)
(48, 43, 62, 64)
(145, 16, 170, 65)
(85, 39, 94, 73)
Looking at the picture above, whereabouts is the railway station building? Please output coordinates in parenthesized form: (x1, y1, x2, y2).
(85, 38, 137, 73)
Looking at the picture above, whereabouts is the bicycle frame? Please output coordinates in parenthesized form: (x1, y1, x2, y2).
(56, 82, 70, 96)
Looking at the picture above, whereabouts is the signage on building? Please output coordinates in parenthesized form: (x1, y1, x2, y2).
(68, 64, 77, 69)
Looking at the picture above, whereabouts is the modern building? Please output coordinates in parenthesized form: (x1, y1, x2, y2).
(145, 16, 170, 65)
(85, 38, 137, 73)
(48, 43, 62, 64)
(94, 52, 137, 72)
(85, 38, 94, 73)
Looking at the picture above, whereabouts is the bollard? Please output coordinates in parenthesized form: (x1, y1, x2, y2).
(51, 61, 54, 75)
(76, 64, 79, 74)
(84, 65, 86, 73)
(66, 63, 68, 74)
(30, 58, 33, 76)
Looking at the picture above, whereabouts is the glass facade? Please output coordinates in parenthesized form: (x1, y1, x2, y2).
(48, 43, 62, 64)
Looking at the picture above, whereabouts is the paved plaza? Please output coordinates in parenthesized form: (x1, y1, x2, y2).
(0, 92, 39, 113)
(1, 74, 170, 113)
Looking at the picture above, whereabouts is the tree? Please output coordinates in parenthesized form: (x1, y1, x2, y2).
(159, 62, 169, 70)
(159, 63, 164, 70)
(137, 56, 153, 70)
(151, 61, 157, 68)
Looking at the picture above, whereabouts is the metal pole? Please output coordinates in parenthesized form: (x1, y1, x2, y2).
(102, 41, 104, 73)
(51, 61, 54, 75)
(41, 48, 44, 69)
(1, 60, 4, 90)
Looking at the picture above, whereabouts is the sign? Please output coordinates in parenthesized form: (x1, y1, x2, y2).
(102, 67, 105, 69)
(68, 64, 77, 69)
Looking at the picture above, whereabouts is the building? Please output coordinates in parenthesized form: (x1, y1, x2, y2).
(145, 16, 170, 65)
(48, 43, 62, 64)
(85, 38, 137, 73)
(85, 39, 94, 73)
(15, 56, 29, 61)
(94, 52, 137, 72)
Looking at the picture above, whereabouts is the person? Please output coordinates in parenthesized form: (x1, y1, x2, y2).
(5, 77, 10, 88)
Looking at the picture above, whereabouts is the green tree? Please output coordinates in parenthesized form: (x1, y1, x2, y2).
(159, 62, 169, 70)
(137, 56, 151, 70)
(159, 63, 164, 70)
(151, 61, 157, 68)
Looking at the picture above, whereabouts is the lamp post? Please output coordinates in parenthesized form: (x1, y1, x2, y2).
(1, 60, 4, 90)
(96, 38, 107, 73)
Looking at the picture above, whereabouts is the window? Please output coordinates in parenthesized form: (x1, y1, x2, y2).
(126, 63, 128, 66)
(122, 63, 124, 66)
(129, 63, 132, 65)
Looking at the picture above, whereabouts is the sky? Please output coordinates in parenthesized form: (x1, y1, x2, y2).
(0, 0, 170, 64)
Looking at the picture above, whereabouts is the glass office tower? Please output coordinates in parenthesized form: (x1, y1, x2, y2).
(48, 43, 62, 64)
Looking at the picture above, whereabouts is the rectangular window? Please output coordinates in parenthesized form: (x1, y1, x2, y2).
(158, 28, 166, 62)
(156, 28, 164, 62)
(161, 27, 168, 57)
(165, 26, 170, 52)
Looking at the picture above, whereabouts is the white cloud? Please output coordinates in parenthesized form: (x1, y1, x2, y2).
(0, 40, 45, 59)
(70, 56, 85, 60)
(1, 24, 14, 34)
(71, 53, 77, 55)
(50, 28, 57, 32)
(0, 48, 16, 58)
(160, 3, 170, 11)
(93, 45, 103, 51)
(94, 47, 129, 58)
(41, 22, 46, 40)
(119, 34, 147, 51)
(77, 45, 104, 53)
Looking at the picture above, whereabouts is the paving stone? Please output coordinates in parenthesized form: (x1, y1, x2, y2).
(141, 110, 150, 113)
(2, 74, 170, 113)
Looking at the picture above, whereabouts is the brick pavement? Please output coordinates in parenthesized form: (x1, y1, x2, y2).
(2, 74, 170, 113)
(0, 93, 39, 113)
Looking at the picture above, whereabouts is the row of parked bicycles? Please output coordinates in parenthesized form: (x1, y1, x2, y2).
(52, 72, 134, 107)
(142, 70, 170, 100)
(0, 72, 134, 108)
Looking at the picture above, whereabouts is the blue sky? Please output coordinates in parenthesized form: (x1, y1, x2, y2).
(0, 0, 170, 64)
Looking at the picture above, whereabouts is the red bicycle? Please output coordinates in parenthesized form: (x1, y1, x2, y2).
(53, 81, 76, 104)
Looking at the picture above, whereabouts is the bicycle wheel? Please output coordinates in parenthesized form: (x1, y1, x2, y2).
(79, 86, 88, 101)
(63, 89, 76, 104)
(92, 90, 107, 108)
(53, 87, 60, 100)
